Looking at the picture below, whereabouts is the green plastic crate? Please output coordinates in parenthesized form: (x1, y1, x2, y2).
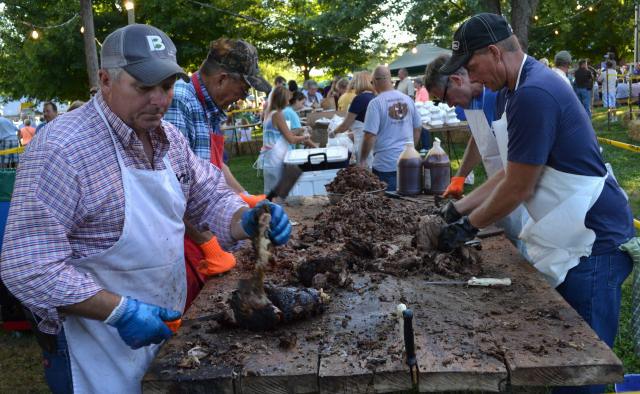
(0, 170, 16, 202)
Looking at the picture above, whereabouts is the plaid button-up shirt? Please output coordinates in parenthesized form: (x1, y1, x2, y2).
(0, 117, 19, 167)
(164, 72, 227, 162)
(0, 93, 245, 333)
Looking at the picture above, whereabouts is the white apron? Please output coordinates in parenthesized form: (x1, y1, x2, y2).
(352, 120, 372, 169)
(62, 100, 187, 393)
(464, 103, 529, 257)
(258, 112, 293, 194)
(492, 54, 607, 287)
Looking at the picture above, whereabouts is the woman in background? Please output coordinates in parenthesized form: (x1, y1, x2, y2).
(259, 86, 315, 193)
(283, 91, 307, 131)
(288, 80, 299, 93)
(337, 79, 356, 111)
(332, 71, 376, 167)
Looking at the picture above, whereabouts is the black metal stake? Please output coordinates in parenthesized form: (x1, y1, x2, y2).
(403, 308, 420, 392)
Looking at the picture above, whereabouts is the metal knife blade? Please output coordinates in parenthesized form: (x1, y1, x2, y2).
(165, 311, 227, 333)
(424, 277, 512, 286)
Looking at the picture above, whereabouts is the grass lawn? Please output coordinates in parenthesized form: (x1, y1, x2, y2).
(228, 153, 263, 195)
(591, 107, 640, 375)
(0, 107, 638, 390)
(0, 331, 48, 392)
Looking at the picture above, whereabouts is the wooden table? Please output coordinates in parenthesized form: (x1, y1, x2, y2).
(424, 121, 470, 146)
(221, 122, 262, 155)
(144, 197, 623, 393)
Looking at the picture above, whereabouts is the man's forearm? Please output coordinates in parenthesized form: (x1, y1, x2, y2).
(222, 164, 245, 194)
(59, 289, 122, 321)
(231, 207, 250, 241)
(413, 127, 422, 146)
(467, 162, 542, 228)
(468, 176, 525, 229)
(359, 133, 376, 165)
(454, 169, 505, 215)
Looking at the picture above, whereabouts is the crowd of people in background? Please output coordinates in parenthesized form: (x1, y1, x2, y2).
(2, 48, 637, 174)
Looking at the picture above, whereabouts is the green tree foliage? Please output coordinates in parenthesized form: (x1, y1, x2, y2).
(0, 0, 396, 101)
(0, 0, 247, 101)
(248, 0, 397, 80)
(0, 1, 91, 101)
(403, 0, 540, 52)
(404, 0, 634, 68)
(527, 1, 635, 65)
(404, 0, 487, 48)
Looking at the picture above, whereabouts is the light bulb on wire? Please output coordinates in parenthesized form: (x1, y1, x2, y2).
(124, 1, 134, 10)
(534, 15, 538, 21)
(31, 30, 39, 39)
(554, 30, 559, 35)
(588, 6, 593, 11)
(80, 26, 85, 34)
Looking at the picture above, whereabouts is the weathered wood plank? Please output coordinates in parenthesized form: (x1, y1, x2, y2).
(408, 279, 508, 392)
(236, 318, 321, 394)
(469, 238, 624, 388)
(318, 274, 413, 394)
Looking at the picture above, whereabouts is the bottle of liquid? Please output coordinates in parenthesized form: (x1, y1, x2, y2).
(424, 137, 451, 195)
(397, 141, 422, 195)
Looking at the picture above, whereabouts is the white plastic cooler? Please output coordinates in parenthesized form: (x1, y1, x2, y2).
(284, 146, 349, 197)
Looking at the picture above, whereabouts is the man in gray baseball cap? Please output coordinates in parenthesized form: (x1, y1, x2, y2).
(3, 23, 292, 393)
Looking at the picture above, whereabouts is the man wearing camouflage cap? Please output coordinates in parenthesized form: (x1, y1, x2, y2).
(165, 39, 271, 303)
(1, 24, 291, 393)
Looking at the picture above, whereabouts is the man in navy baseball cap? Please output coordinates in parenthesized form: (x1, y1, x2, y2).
(436, 14, 635, 394)
(439, 13, 513, 75)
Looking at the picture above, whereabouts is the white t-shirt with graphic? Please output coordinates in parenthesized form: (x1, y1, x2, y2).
(599, 69, 617, 93)
(363, 90, 422, 172)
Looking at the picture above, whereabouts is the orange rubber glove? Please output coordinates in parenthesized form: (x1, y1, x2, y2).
(197, 236, 236, 276)
(239, 193, 267, 208)
(442, 176, 466, 199)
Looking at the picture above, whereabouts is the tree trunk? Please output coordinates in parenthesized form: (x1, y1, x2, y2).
(80, 0, 99, 93)
(510, 0, 540, 52)
(303, 65, 310, 81)
(478, 0, 501, 15)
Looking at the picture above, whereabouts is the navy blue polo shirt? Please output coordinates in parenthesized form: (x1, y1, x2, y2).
(505, 57, 634, 254)
(455, 86, 501, 123)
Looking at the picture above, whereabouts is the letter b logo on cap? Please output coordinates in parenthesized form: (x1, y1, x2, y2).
(146, 35, 166, 51)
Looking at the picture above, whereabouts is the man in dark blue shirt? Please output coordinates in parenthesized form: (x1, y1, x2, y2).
(439, 13, 634, 393)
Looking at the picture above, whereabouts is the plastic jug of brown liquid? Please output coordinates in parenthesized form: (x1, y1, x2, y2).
(423, 137, 450, 195)
(397, 141, 422, 195)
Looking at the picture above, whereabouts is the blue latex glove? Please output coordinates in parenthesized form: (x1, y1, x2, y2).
(437, 216, 479, 252)
(241, 201, 291, 246)
(107, 297, 181, 350)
